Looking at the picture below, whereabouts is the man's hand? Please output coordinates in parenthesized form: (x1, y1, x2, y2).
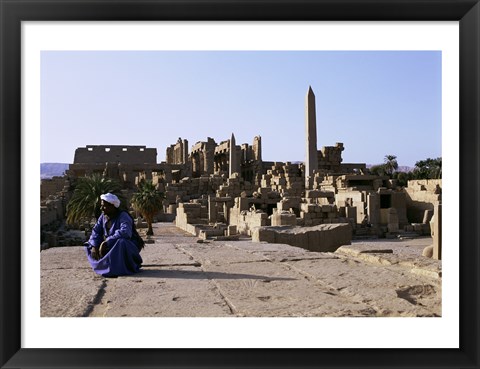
(99, 241, 108, 258)
(91, 247, 100, 260)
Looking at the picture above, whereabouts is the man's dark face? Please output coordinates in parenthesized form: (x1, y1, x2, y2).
(101, 200, 117, 218)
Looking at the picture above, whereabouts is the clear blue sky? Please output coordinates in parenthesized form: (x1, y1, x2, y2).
(41, 50, 441, 167)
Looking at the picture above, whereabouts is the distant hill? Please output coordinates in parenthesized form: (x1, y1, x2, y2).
(41, 163, 69, 179)
(397, 166, 414, 173)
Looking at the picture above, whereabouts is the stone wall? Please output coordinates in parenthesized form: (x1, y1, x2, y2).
(41, 196, 65, 228)
(191, 138, 216, 177)
(175, 201, 233, 239)
(41, 177, 69, 201)
(252, 223, 352, 252)
(298, 203, 345, 227)
(404, 179, 442, 223)
(73, 145, 157, 165)
(40, 176, 71, 231)
(317, 143, 344, 172)
(217, 175, 254, 198)
(166, 138, 188, 165)
(261, 162, 304, 196)
(270, 210, 297, 226)
(228, 189, 352, 236)
(335, 189, 366, 224)
(163, 175, 226, 206)
(294, 189, 351, 227)
(276, 196, 302, 214)
(229, 208, 270, 236)
(175, 202, 209, 234)
(213, 138, 242, 176)
(68, 162, 166, 190)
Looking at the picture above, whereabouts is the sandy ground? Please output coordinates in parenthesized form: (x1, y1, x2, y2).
(41, 223, 441, 317)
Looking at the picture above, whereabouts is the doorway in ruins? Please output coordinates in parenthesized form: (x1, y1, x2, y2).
(242, 168, 254, 183)
(266, 204, 277, 216)
(380, 193, 392, 209)
(379, 193, 393, 224)
(192, 152, 205, 178)
(214, 153, 228, 175)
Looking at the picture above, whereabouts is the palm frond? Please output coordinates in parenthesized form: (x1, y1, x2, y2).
(66, 174, 123, 225)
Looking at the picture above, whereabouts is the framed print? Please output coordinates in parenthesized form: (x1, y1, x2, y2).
(1, 0, 479, 368)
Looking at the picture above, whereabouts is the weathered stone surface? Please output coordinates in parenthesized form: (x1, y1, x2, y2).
(387, 208, 399, 232)
(271, 211, 297, 226)
(252, 223, 351, 252)
(41, 223, 441, 318)
(336, 238, 441, 279)
(41, 247, 104, 317)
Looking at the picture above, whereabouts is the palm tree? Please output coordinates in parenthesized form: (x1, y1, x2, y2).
(66, 173, 123, 225)
(130, 180, 164, 236)
(384, 155, 398, 176)
(369, 164, 386, 176)
(413, 157, 442, 179)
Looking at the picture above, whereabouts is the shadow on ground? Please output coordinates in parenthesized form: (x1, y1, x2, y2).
(137, 268, 297, 281)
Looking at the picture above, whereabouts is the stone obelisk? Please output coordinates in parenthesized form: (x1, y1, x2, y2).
(229, 133, 239, 177)
(305, 86, 318, 189)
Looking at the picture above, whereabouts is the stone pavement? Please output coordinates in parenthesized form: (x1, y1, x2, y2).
(41, 223, 442, 317)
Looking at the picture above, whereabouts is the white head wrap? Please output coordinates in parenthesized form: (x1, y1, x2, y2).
(100, 193, 120, 208)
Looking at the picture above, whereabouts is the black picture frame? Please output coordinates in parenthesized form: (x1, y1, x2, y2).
(1, 1, 479, 368)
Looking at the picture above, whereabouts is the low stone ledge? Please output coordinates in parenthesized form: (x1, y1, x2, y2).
(336, 243, 442, 279)
(336, 245, 394, 257)
(251, 223, 352, 252)
(410, 267, 442, 280)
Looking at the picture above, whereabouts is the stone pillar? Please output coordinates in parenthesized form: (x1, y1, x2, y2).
(238, 197, 250, 211)
(192, 153, 199, 176)
(305, 86, 318, 189)
(208, 196, 217, 223)
(387, 208, 399, 233)
(166, 146, 172, 163)
(345, 206, 357, 224)
(433, 201, 442, 260)
(367, 193, 380, 226)
(422, 209, 434, 224)
(254, 136, 262, 162)
(205, 138, 216, 175)
(182, 139, 188, 164)
(223, 202, 230, 224)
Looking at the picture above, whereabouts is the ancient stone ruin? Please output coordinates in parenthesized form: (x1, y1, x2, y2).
(41, 86, 442, 259)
